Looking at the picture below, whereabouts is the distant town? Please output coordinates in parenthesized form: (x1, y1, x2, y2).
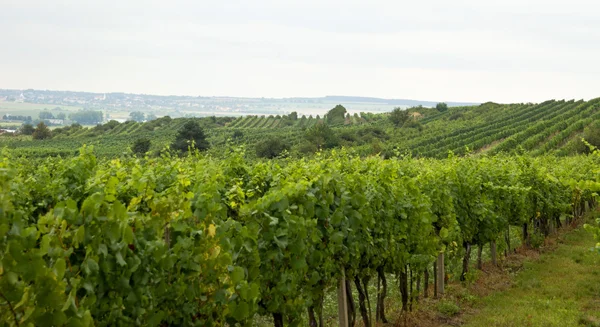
(0, 88, 477, 132)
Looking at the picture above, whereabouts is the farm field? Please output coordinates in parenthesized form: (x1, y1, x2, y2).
(1, 144, 599, 326)
(0, 100, 82, 116)
(1, 97, 600, 327)
(0, 121, 22, 127)
(1, 98, 598, 159)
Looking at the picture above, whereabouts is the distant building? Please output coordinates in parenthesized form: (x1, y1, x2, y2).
(0, 129, 17, 134)
(410, 112, 423, 120)
(47, 119, 64, 125)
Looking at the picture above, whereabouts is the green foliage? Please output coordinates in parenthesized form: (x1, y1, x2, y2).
(389, 107, 409, 127)
(51, 123, 83, 138)
(143, 116, 172, 131)
(20, 123, 34, 135)
(0, 146, 598, 326)
(3, 114, 32, 121)
(436, 102, 449, 112)
(69, 110, 103, 125)
(3, 97, 600, 171)
(39, 110, 54, 119)
(325, 104, 347, 125)
(232, 130, 244, 139)
(570, 121, 600, 154)
(304, 122, 338, 151)
(338, 130, 358, 143)
(129, 111, 145, 122)
(529, 231, 545, 249)
(132, 138, 151, 155)
(448, 111, 464, 120)
(403, 120, 423, 131)
(255, 137, 289, 158)
(32, 122, 52, 140)
(438, 300, 461, 317)
(171, 120, 210, 154)
(92, 120, 120, 134)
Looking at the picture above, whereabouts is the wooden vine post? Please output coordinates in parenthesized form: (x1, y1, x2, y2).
(491, 240, 497, 266)
(436, 252, 445, 297)
(338, 270, 349, 327)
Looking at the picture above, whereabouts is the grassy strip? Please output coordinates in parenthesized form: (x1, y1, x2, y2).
(458, 225, 600, 327)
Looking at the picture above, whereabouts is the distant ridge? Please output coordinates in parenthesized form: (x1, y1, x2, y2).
(323, 95, 478, 107)
(0, 89, 478, 107)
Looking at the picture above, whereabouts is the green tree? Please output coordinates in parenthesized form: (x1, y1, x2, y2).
(32, 122, 52, 140)
(70, 110, 103, 124)
(171, 120, 210, 153)
(389, 107, 409, 127)
(146, 113, 158, 121)
(255, 137, 290, 158)
(403, 120, 423, 131)
(39, 111, 54, 119)
(305, 122, 338, 151)
(56, 112, 66, 120)
(129, 111, 145, 122)
(232, 130, 244, 139)
(132, 138, 151, 155)
(325, 104, 347, 125)
(436, 102, 448, 112)
(20, 123, 35, 135)
(289, 111, 298, 120)
(582, 122, 600, 149)
(280, 116, 294, 127)
(572, 121, 600, 154)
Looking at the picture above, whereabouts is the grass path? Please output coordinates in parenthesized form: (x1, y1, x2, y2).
(456, 227, 600, 327)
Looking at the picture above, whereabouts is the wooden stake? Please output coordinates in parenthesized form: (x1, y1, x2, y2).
(436, 252, 445, 296)
(338, 272, 349, 327)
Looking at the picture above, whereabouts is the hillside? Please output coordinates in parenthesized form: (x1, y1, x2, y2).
(0, 98, 599, 158)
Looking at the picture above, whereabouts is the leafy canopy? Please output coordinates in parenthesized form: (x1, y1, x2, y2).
(171, 120, 210, 153)
(436, 102, 449, 112)
(132, 138, 151, 155)
(20, 123, 35, 135)
(32, 122, 52, 140)
(304, 122, 339, 151)
(325, 104, 347, 125)
(255, 137, 290, 158)
(129, 111, 146, 122)
(389, 107, 410, 127)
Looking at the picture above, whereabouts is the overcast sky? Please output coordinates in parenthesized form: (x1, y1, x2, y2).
(1, 0, 599, 103)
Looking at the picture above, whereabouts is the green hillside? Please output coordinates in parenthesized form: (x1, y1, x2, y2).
(1, 99, 599, 158)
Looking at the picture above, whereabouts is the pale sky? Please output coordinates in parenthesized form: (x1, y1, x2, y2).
(1, 0, 599, 103)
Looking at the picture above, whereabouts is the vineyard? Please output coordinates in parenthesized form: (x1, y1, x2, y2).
(1, 144, 600, 326)
(1, 98, 599, 158)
